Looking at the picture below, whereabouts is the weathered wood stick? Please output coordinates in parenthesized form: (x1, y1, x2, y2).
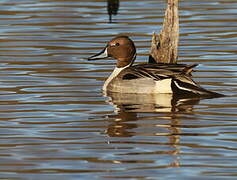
(150, 0, 179, 64)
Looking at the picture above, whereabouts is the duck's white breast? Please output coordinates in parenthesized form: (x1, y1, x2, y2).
(103, 67, 126, 91)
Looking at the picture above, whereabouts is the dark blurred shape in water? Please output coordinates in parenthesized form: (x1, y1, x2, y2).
(107, 0, 120, 23)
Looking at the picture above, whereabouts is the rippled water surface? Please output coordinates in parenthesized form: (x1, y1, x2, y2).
(0, 0, 237, 179)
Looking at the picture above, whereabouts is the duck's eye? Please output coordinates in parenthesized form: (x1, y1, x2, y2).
(110, 43, 120, 47)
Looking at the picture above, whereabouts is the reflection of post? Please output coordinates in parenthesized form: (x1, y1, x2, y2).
(107, 0, 120, 23)
(168, 117, 181, 167)
(150, 0, 179, 64)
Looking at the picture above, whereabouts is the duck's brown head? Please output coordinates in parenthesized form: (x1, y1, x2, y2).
(88, 36, 136, 68)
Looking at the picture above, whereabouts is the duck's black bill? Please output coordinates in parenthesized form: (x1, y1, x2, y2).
(87, 48, 109, 61)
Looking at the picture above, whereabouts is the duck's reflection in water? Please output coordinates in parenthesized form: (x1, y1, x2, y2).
(106, 111, 138, 137)
(105, 92, 200, 138)
(106, 92, 201, 113)
(104, 93, 204, 168)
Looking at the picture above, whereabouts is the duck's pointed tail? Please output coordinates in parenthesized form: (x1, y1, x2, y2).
(172, 78, 224, 98)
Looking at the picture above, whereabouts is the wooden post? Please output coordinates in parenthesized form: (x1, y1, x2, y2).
(149, 0, 179, 64)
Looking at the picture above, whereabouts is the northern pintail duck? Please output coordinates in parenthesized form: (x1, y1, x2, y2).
(88, 36, 223, 97)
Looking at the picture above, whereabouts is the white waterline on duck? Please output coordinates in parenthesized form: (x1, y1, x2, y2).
(154, 78, 172, 94)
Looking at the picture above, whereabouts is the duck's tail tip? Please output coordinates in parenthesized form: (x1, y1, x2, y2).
(206, 91, 225, 98)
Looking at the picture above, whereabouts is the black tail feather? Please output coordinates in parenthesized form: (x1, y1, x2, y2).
(171, 79, 224, 98)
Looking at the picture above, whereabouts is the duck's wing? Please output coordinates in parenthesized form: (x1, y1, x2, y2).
(133, 63, 198, 75)
(122, 65, 198, 86)
(121, 63, 198, 81)
(120, 65, 176, 81)
(120, 65, 223, 97)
